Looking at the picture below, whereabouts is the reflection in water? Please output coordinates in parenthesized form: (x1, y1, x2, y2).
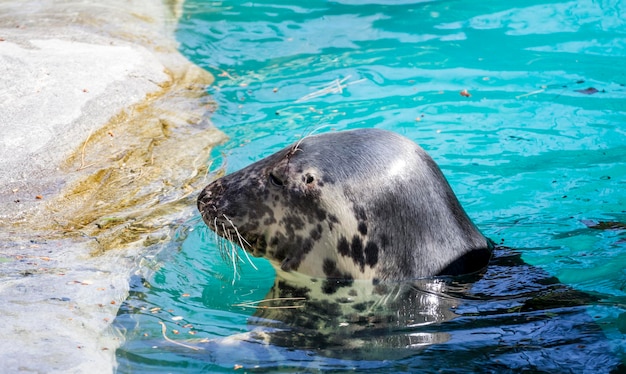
(116, 244, 622, 372)
(236, 249, 606, 359)
(244, 274, 457, 359)
(208, 249, 618, 372)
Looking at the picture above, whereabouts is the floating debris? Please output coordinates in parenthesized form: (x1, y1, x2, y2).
(515, 88, 545, 99)
(582, 220, 626, 231)
(158, 322, 203, 351)
(575, 87, 599, 95)
(296, 75, 366, 103)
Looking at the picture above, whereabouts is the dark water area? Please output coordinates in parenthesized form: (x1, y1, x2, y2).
(115, 0, 626, 372)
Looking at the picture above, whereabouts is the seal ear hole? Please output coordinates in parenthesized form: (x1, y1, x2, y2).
(304, 174, 315, 184)
(269, 173, 285, 187)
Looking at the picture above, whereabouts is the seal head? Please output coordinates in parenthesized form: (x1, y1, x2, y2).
(197, 128, 491, 281)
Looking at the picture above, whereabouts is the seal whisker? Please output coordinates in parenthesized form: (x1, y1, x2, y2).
(212, 217, 219, 246)
(291, 125, 332, 156)
(251, 305, 305, 310)
(233, 297, 306, 310)
(221, 222, 240, 285)
(223, 214, 259, 271)
(225, 228, 244, 264)
(213, 217, 232, 264)
(235, 236, 259, 271)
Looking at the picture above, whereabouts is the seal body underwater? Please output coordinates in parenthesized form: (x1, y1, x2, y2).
(197, 128, 492, 282)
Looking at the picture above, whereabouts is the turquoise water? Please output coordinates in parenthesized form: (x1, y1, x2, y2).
(116, 0, 626, 372)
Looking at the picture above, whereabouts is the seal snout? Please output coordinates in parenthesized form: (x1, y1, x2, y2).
(197, 181, 247, 241)
(197, 183, 222, 227)
(197, 186, 213, 213)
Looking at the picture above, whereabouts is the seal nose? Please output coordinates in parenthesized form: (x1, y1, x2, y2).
(197, 186, 212, 212)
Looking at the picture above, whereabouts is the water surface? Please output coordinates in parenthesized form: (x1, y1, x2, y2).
(115, 0, 626, 372)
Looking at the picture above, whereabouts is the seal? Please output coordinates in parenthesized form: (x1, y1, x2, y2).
(197, 128, 492, 282)
(192, 129, 619, 368)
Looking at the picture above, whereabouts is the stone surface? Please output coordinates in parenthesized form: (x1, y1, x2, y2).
(0, 1, 224, 372)
(0, 37, 166, 211)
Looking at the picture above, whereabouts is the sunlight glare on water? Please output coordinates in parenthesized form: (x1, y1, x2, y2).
(115, 0, 626, 372)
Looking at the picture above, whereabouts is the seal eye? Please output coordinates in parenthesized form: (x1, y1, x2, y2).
(304, 174, 314, 184)
(269, 173, 285, 187)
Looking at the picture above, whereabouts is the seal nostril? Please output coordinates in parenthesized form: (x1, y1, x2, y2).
(305, 174, 314, 184)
